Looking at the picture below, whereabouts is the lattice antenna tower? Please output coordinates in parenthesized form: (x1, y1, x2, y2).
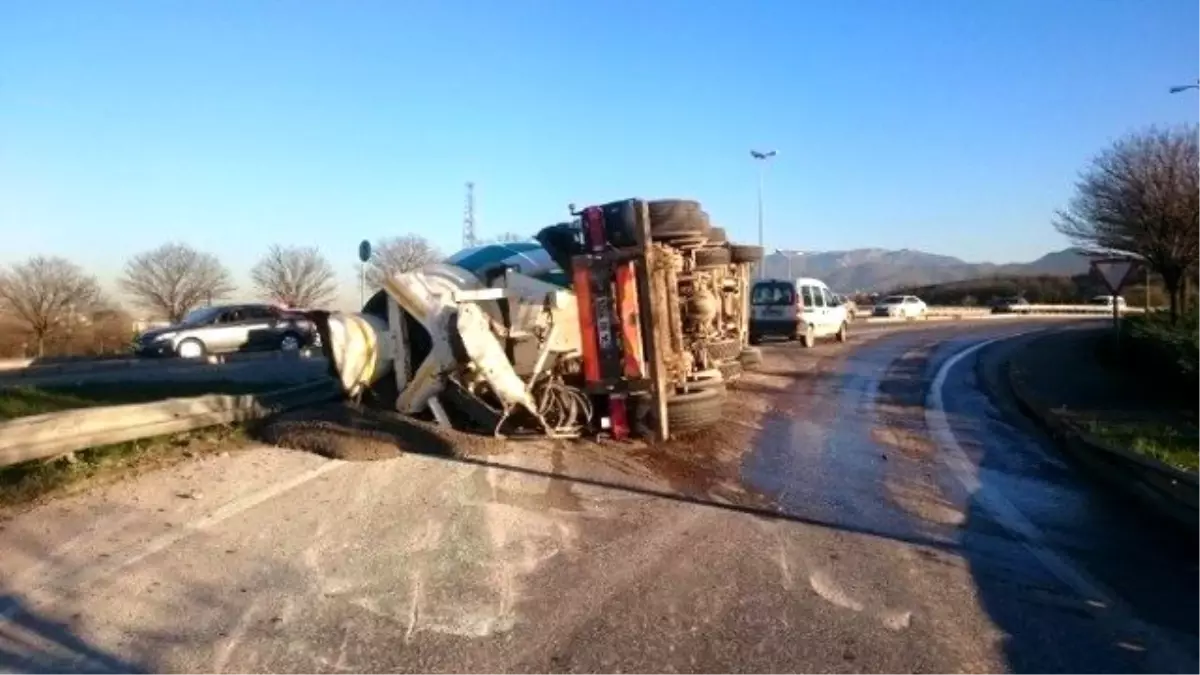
(462, 181, 477, 248)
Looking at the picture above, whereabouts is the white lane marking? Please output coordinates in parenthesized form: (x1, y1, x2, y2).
(925, 336, 1190, 667)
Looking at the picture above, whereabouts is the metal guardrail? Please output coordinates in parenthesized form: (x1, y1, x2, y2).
(860, 305, 1148, 323)
(0, 379, 340, 469)
(1007, 359, 1197, 530)
(0, 348, 323, 378)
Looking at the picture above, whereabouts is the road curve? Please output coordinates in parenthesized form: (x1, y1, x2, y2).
(0, 320, 1195, 673)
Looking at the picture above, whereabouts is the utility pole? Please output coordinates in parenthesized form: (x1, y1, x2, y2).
(751, 149, 777, 279)
(462, 181, 477, 248)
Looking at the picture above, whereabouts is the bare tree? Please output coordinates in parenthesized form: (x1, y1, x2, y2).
(484, 232, 528, 244)
(0, 256, 101, 357)
(120, 243, 236, 323)
(250, 245, 338, 308)
(1055, 125, 1199, 322)
(367, 235, 442, 289)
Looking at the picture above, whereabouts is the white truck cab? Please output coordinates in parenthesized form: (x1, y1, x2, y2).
(749, 277, 849, 348)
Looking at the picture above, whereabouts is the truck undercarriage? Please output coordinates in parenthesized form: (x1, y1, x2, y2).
(309, 198, 764, 441)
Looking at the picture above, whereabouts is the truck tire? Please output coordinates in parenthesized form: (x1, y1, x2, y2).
(666, 386, 725, 434)
(680, 369, 725, 393)
(648, 199, 711, 240)
(718, 359, 743, 381)
(705, 337, 742, 361)
(730, 245, 765, 264)
(694, 246, 732, 269)
(739, 346, 763, 368)
(707, 227, 727, 244)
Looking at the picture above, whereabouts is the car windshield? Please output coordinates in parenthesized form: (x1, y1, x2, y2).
(882, 296, 905, 304)
(181, 307, 224, 325)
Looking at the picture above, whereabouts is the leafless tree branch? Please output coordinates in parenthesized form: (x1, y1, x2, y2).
(119, 243, 236, 323)
(366, 235, 442, 290)
(250, 245, 338, 308)
(481, 232, 528, 244)
(0, 256, 102, 357)
(1054, 125, 1199, 321)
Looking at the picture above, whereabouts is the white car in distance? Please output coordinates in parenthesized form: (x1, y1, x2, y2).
(872, 295, 927, 319)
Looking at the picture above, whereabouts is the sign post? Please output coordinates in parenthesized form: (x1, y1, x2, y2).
(357, 240, 372, 309)
(1090, 256, 1139, 346)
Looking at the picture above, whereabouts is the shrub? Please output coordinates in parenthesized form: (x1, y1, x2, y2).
(1117, 309, 1199, 401)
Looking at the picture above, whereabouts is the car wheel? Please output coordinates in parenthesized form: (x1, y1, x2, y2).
(279, 332, 302, 351)
(176, 338, 206, 360)
(799, 324, 815, 348)
(836, 322, 848, 343)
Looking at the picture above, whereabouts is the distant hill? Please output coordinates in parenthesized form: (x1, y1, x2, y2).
(759, 247, 1092, 293)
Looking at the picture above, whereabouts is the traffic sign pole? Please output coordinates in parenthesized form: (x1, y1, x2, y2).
(358, 240, 372, 310)
(1090, 256, 1140, 347)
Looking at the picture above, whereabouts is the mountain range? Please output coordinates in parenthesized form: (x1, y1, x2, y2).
(758, 247, 1091, 293)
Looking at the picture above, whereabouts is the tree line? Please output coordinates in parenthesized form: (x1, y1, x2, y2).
(1054, 124, 1199, 323)
(0, 235, 442, 357)
(0, 230, 531, 358)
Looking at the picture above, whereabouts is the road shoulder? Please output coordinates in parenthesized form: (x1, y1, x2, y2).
(1004, 326, 1198, 529)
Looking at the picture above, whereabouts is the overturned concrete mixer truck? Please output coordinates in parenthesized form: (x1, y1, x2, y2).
(308, 198, 765, 441)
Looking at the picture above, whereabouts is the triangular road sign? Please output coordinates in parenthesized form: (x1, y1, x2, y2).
(1090, 258, 1137, 294)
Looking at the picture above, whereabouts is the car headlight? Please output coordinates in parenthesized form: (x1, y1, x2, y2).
(154, 332, 176, 341)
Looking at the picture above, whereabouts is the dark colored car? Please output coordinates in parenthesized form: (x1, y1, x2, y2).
(990, 296, 1031, 314)
(135, 303, 319, 359)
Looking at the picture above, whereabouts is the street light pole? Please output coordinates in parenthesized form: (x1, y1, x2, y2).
(751, 149, 777, 279)
(1168, 81, 1199, 93)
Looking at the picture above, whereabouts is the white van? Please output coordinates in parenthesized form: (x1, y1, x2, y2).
(749, 277, 850, 347)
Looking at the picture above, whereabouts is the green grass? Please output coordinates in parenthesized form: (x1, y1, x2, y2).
(1081, 419, 1199, 473)
(0, 424, 246, 510)
(0, 380, 296, 421)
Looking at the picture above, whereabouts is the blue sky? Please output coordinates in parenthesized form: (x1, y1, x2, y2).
(2, 0, 1197, 308)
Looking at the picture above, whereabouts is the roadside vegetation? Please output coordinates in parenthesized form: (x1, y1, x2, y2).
(1083, 308, 1199, 473)
(0, 423, 245, 510)
(0, 236, 442, 360)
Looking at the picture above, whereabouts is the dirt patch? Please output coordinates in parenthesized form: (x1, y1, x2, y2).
(253, 344, 847, 511)
(255, 401, 513, 461)
(871, 426, 937, 460)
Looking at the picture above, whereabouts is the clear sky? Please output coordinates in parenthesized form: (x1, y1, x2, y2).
(2, 0, 1197, 309)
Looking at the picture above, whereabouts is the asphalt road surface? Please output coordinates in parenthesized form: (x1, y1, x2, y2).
(0, 319, 1195, 673)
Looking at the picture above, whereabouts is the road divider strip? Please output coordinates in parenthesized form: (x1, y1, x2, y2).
(0, 379, 341, 469)
(1005, 353, 1197, 531)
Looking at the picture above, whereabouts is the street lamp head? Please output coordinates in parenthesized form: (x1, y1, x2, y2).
(750, 149, 778, 160)
(1168, 83, 1199, 94)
